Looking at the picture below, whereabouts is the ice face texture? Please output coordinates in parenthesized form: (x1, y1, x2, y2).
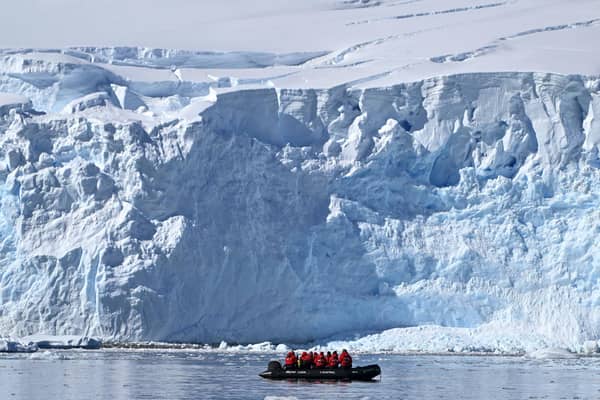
(0, 46, 599, 352)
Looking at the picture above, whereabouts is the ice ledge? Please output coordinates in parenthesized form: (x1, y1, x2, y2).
(322, 325, 600, 355)
(0, 339, 37, 353)
(0, 47, 329, 70)
(22, 335, 102, 350)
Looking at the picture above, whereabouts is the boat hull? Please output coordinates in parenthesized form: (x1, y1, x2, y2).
(259, 364, 381, 381)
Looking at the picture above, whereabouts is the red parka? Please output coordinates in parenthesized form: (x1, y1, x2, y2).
(314, 352, 327, 368)
(300, 351, 312, 368)
(285, 351, 297, 367)
(327, 353, 339, 368)
(340, 350, 352, 368)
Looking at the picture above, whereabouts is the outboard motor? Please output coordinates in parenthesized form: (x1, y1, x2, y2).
(259, 360, 283, 379)
(267, 361, 283, 371)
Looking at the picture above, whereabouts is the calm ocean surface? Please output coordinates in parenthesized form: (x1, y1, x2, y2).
(1, 350, 599, 399)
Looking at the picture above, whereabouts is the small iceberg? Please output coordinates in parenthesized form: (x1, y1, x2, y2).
(22, 335, 102, 350)
(582, 340, 599, 354)
(525, 348, 578, 359)
(0, 338, 38, 353)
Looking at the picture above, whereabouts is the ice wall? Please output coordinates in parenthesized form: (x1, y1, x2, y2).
(0, 57, 599, 350)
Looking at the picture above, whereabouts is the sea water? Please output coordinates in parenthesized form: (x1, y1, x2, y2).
(0, 351, 599, 399)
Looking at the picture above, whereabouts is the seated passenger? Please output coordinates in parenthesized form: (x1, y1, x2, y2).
(314, 352, 327, 369)
(340, 349, 352, 369)
(327, 351, 339, 368)
(300, 351, 312, 369)
(284, 351, 297, 370)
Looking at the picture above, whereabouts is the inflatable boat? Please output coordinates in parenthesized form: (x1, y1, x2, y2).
(259, 361, 381, 381)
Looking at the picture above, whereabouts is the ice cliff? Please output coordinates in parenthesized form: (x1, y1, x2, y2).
(0, 49, 599, 352)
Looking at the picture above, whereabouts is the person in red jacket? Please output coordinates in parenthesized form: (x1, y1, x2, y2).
(340, 349, 352, 369)
(327, 351, 339, 368)
(284, 351, 297, 370)
(314, 352, 327, 369)
(326, 351, 332, 365)
(300, 351, 312, 369)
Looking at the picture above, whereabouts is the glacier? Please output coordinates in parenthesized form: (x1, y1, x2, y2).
(0, 48, 599, 352)
(1, 0, 600, 353)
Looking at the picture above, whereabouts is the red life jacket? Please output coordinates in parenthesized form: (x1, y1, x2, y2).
(285, 352, 297, 366)
(327, 355, 339, 367)
(340, 352, 352, 367)
(300, 352, 311, 367)
(315, 354, 326, 368)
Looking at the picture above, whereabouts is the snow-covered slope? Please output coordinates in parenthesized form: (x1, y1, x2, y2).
(0, 0, 599, 352)
(2, 0, 600, 86)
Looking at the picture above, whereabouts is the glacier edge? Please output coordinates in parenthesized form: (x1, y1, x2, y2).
(0, 66, 599, 352)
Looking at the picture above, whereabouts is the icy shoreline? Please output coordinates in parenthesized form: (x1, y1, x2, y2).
(97, 344, 600, 360)
(0, 335, 101, 353)
(2, 330, 598, 358)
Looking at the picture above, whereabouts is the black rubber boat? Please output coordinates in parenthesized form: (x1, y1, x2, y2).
(259, 361, 381, 381)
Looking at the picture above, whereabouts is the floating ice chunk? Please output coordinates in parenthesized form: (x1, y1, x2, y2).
(246, 342, 278, 352)
(0, 339, 38, 353)
(22, 335, 102, 350)
(217, 342, 281, 353)
(526, 348, 578, 359)
(29, 351, 69, 360)
(582, 340, 599, 354)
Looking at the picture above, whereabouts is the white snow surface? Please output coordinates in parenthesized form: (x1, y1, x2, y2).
(2, 0, 600, 88)
(0, 0, 599, 353)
